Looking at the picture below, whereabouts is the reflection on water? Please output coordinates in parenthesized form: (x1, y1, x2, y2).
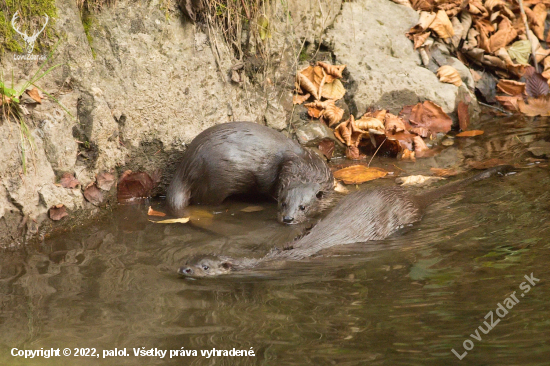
(1, 116, 549, 365)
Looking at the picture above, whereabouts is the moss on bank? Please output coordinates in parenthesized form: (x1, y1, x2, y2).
(0, 0, 57, 53)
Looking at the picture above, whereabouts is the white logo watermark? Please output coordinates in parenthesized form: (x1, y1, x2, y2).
(11, 10, 49, 60)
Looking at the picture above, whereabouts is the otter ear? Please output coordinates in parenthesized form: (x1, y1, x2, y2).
(316, 191, 324, 199)
(221, 262, 232, 270)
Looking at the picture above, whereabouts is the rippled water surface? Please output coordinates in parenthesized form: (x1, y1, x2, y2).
(1, 116, 549, 365)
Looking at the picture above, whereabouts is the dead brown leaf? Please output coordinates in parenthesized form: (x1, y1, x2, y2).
(409, 101, 452, 136)
(148, 206, 166, 217)
(96, 171, 116, 191)
(385, 113, 407, 134)
(488, 18, 517, 54)
(297, 73, 320, 100)
(26, 87, 42, 104)
(345, 146, 366, 160)
(318, 138, 335, 159)
(355, 115, 385, 133)
(495, 95, 521, 111)
(321, 79, 346, 100)
(333, 165, 388, 184)
(60, 173, 80, 189)
(496, 79, 526, 95)
(457, 102, 470, 131)
(83, 183, 105, 206)
(317, 61, 346, 80)
(518, 96, 550, 116)
(305, 100, 344, 126)
(429, 10, 454, 39)
(49, 204, 68, 221)
(437, 65, 462, 86)
(117, 171, 157, 204)
(400, 149, 416, 161)
(293, 93, 311, 104)
(413, 32, 431, 49)
(530, 3, 547, 40)
(430, 167, 461, 177)
(456, 130, 484, 137)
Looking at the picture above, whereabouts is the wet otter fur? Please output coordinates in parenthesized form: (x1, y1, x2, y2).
(166, 122, 335, 224)
(178, 165, 512, 277)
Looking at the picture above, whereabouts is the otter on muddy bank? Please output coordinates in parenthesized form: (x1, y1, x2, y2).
(166, 122, 335, 224)
(178, 165, 513, 277)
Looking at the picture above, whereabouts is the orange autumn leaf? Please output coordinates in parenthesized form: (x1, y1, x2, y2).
(148, 206, 166, 217)
(496, 80, 526, 95)
(333, 165, 388, 184)
(317, 61, 346, 80)
(456, 130, 484, 137)
(488, 18, 517, 53)
(26, 87, 42, 104)
(293, 93, 311, 104)
(495, 95, 521, 111)
(457, 102, 470, 131)
(518, 96, 550, 116)
(409, 100, 452, 136)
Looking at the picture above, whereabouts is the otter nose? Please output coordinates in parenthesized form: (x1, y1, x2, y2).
(283, 216, 294, 223)
(178, 267, 193, 275)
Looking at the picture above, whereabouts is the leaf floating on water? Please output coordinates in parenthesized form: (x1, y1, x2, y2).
(333, 165, 388, 184)
(49, 204, 68, 221)
(456, 130, 484, 137)
(395, 175, 445, 186)
(150, 217, 190, 224)
(148, 206, 166, 217)
(240, 205, 265, 213)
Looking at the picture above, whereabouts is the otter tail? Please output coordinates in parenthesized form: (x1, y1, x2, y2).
(416, 165, 513, 209)
(166, 177, 191, 217)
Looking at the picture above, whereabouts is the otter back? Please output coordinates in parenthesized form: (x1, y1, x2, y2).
(166, 122, 334, 223)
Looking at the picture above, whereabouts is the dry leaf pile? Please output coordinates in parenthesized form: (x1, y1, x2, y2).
(333, 101, 455, 160)
(295, 61, 347, 126)
(403, 0, 550, 115)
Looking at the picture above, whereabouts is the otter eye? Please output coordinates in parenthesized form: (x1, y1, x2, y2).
(299, 205, 305, 211)
(281, 203, 287, 208)
(202, 265, 209, 271)
(316, 191, 324, 199)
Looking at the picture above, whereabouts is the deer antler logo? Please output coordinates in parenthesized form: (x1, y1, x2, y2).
(11, 11, 49, 54)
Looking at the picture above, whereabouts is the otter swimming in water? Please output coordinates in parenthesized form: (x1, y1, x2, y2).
(166, 122, 335, 224)
(178, 165, 512, 277)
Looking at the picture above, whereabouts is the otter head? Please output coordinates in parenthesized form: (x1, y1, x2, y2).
(277, 182, 328, 224)
(178, 255, 233, 278)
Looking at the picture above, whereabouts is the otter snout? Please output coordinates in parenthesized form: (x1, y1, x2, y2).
(178, 266, 193, 276)
(282, 216, 294, 224)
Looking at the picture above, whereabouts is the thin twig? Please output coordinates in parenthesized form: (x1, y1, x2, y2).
(367, 137, 386, 168)
(518, 0, 539, 72)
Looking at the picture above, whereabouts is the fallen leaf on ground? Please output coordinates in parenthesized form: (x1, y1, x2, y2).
(148, 206, 166, 217)
(60, 173, 80, 189)
(457, 102, 470, 131)
(318, 138, 335, 159)
(400, 149, 416, 161)
(395, 175, 445, 186)
(321, 79, 346, 100)
(49, 204, 68, 221)
(409, 101, 452, 136)
(96, 172, 116, 191)
(293, 93, 310, 104)
(456, 130, 484, 137)
(518, 96, 550, 116)
(333, 165, 388, 184)
(117, 171, 157, 204)
(83, 183, 105, 206)
(385, 113, 406, 133)
(150, 217, 190, 224)
(355, 115, 385, 133)
(430, 167, 461, 177)
(429, 10, 454, 39)
(317, 61, 346, 81)
(437, 65, 462, 86)
(495, 95, 520, 111)
(346, 146, 366, 160)
(26, 87, 42, 104)
(525, 73, 550, 98)
(241, 205, 265, 212)
(297, 71, 320, 100)
(496, 80, 525, 95)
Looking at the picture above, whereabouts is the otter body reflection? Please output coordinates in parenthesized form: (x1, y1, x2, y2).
(166, 122, 335, 224)
(179, 166, 511, 277)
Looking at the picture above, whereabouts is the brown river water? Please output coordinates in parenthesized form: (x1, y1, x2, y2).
(1, 115, 549, 365)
